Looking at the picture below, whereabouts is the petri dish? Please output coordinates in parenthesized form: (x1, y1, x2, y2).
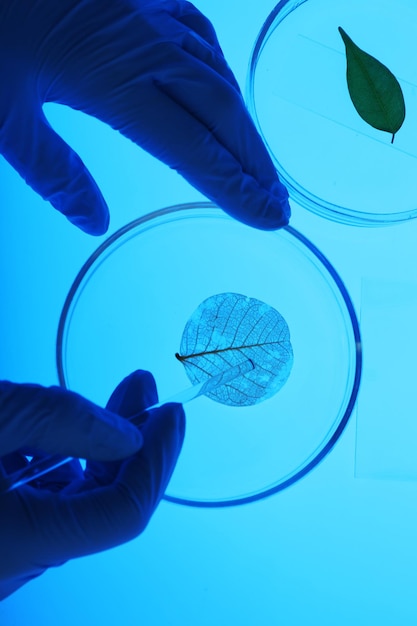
(246, 0, 417, 226)
(56, 202, 361, 507)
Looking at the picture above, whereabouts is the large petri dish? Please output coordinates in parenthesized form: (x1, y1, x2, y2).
(56, 202, 361, 507)
(246, 0, 417, 226)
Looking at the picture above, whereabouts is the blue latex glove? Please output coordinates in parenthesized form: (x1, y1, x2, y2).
(0, 370, 185, 600)
(0, 0, 290, 234)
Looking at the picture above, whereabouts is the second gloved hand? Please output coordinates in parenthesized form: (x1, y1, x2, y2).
(0, 370, 185, 600)
(0, 0, 290, 234)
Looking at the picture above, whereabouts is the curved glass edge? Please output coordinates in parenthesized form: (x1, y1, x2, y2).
(166, 223, 362, 507)
(56, 203, 362, 508)
(245, 1, 417, 227)
(56, 202, 216, 386)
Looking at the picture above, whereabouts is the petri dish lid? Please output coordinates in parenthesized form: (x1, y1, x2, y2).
(246, 0, 417, 226)
(56, 202, 361, 507)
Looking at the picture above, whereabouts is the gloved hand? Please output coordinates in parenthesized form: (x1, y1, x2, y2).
(0, 370, 185, 600)
(0, 0, 290, 234)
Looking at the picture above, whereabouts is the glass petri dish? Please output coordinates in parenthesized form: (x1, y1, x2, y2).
(246, 0, 417, 226)
(56, 202, 361, 507)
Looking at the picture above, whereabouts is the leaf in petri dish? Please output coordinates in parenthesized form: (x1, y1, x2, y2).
(338, 27, 405, 143)
(175, 292, 293, 407)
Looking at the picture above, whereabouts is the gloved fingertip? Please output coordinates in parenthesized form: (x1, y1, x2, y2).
(249, 176, 292, 230)
(9, 112, 111, 236)
(227, 186, 291, 232)
(149, 402, 186, 443)
(166, 402, 186, 439)
(264, 199, 291, 230)
(106, 370, 158, 416)
(139, 402, 186, 445)
(61, 195, 110, 235)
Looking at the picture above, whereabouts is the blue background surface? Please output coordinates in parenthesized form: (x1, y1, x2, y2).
(1, 0, 417, 623)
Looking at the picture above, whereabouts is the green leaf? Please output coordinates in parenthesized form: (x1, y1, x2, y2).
(338, 26, 405, 143)
(175, 292, 293, 407)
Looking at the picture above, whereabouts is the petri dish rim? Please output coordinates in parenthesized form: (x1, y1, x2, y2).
(56, 202, 362, 507)
(245, 0, 417, 227)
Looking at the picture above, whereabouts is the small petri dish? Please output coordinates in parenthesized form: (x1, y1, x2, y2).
(56, 202, 361, 507)
(246, 0, 417, 226)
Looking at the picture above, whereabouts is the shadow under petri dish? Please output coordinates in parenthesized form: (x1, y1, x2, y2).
(56, 203, 361, 507)
(246, 0, 417, 226)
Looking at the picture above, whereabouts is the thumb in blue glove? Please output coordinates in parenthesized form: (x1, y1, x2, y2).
(0, 0, 290, 234)
(0, 370, 185, 600)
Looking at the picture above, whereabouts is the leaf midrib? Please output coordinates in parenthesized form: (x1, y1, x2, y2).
(175, 340, 287, 362)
